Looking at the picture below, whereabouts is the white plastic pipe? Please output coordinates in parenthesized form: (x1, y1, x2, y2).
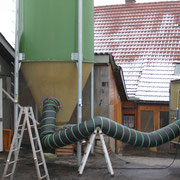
(90, 66, 95, 154)
(77, 0, 83, 166)
(13, 0, 20, 153)
(14, 0, 20, 140)
(91, 66, 94, 119)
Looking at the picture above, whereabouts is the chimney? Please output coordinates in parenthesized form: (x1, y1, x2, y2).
(125, 0, 136, 3)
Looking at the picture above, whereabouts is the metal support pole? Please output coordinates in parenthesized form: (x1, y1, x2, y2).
(77, 0, 83, 166)
(90, 66, 94, 119)
(14, 0, 20, 149)
(90, 65, 95, 154)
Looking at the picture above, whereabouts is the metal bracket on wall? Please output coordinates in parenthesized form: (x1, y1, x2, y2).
(71, 52, 79, 61)
(18, 53, 25, 69)
(71, 53, 79, 68)
(18, 53, 25, 61)
(78, 128, 114, 176)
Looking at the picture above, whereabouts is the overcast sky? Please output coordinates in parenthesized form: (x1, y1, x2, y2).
(0, 0, 15, 46)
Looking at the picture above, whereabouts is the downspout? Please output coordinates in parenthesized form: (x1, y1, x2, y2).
(91, 66, 94, 120)
(14, 0, 20, 147)
(90, 66, 95, 153)
(77, 0, 83, 166)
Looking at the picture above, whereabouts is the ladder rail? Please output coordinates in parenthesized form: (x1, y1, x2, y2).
(25, 107, 42, 179)
(2, 107, 25, 180)
(27, 107, 49, 179)
(10, 113, 27, 180)
(29, 107, 50, 180)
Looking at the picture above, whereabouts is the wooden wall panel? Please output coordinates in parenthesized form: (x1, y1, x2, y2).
(109, 67, 122, 153)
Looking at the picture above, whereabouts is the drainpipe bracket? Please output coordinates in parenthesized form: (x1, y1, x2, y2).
(18, 53, 25, 61)
(71, 52, 79, 62)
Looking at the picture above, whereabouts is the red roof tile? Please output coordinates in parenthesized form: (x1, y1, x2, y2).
(94, 1, 180, 102)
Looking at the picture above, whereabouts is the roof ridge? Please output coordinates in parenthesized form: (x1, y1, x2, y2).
(95, 1, 180, 9)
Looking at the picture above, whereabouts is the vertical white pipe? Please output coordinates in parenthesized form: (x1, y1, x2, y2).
(14, 0, 19, 133)
(90, 66, 95, 154)
(77, 0, 83, 166)
(90, 66, 94, 119)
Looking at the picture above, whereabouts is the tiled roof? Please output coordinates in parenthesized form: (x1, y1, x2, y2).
(94, 1, 180, 102)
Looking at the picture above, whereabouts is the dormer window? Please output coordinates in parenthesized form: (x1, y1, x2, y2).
(175, 63, 180, 75)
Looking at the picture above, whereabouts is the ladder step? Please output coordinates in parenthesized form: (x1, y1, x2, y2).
(38, 161, 44, 166)
(33, 137, 38, 140)
(9, 160, 18, 165)
(5, 172, 14, 177)
(41, 174, 48, 179)
(12, 148, 20, 152)
(35, 150, 41, 153)
(16, 136, 22, 139)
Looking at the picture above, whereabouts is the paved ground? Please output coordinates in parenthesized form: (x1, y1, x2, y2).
(1, 145, 180, 180)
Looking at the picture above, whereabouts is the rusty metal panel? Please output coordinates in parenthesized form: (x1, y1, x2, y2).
(21, 62, 92, 126)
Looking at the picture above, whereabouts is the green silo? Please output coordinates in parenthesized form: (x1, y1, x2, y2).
(20, 0, 94, 125)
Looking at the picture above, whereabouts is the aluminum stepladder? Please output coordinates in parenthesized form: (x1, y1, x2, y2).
(78, 128, 114, 176)
(2, 106, 50, 180)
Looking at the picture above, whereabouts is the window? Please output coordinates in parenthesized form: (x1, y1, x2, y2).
(159, 111, 169, 128)
(175, 64, 180, 75)
(123, 115, 135, 129)
(140, 111, 154, 132)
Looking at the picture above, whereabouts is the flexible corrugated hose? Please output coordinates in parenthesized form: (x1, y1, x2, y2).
(40, 97, 180, 149)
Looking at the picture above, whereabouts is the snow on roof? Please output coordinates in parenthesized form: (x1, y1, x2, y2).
(94, 1, 180, 102)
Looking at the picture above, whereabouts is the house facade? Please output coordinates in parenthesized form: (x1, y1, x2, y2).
(95, 1, 180, 151)
(0, 33, 14, 130)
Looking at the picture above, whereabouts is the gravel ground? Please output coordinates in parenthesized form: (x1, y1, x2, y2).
(1, 145, 180, 180)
